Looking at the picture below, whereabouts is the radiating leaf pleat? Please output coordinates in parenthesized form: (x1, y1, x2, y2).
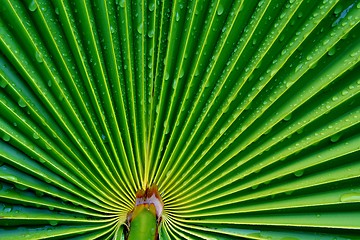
(1, 0, 359, 238)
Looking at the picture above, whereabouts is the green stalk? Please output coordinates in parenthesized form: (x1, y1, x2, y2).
(127, 204, 158, 240)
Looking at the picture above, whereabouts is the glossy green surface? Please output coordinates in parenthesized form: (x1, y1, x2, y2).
(0, 0, 359, 239)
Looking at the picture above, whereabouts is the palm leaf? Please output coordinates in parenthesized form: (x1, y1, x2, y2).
(1, 0, 360, 239)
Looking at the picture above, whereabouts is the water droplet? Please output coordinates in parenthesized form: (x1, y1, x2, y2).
(284, 113, 292, 121)
(350, 52, 357, 57)
(35, 191, 44, 197)
(18, 99, 27, 108)
(15, 183, 28, 191)
(2, 133, 11, 142)
(110, 26, 115, 34)
(334, 5, 342, 15)
(33, 132, 39, 139)
(194, 69, 200, 76)
(119, 0, 125, 8)
(148, 29, 154, 38)
(217, 4, 224, 15)
(269, 69, 276, 77)
(296, 127, 304, 134)
(309, 61, 318, 69)
(137, 23, 143, 34)
(294, 170, 304, 177)
(55, 7, 59, 15)
(49, 220, 58, 226)
(264, 180, 271, 185)
(35, 51, 43, 63)
(295, 63, 303, 72)
(28, 0, 37, 12)
(47, 80, 52, 87)
(45, 143, 52, 150)
(0, 78, 7, 88)
(220, 127, 225, 134)
(155, 104, 159, 114)
(341, 90, 349, 96)
(101, 134, 108, 143)
(164, 124, 170, 134)
(306, 55, 313, 61)
(179, 69, 184, 78)
(149, 3, 155, 11)
(3, 206, 13, 213)
(330, 133, 341, 142)
(340, 192, 360, 202)
(175, 12, 180, 21)
(328, 47, 336, 56)
(164, 72, 169, 80)
(285, 190, 294, 195)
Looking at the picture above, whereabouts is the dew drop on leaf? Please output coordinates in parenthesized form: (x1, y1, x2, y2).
(137, 23, 143, 34)
(49, 220, 58, 226)
(149, 3, 155, 11)
(0, 78, 7, 88)
(330, 133, 341, 142)
(179, 68, 184, 78)
(164, 72, 170, 80)
(217, 4, 224, 15)
(2, 133, 11, 142)
(295, 63, 303, 72)
(33, 132, 39, 139)
(327, 47, 336, 56)
(18, 99, 27, 108)
(35, 51, 43, 63)
(15, 183, 28, 191)
(3, 206, 13, 213)
(172, 80, 177, 89)
(28, 0, 37, 12)
(284, 113, 292, 121)
(294, 170, 304, 177)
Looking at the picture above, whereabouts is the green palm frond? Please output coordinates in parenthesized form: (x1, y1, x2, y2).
(1, 0, 360, 239)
